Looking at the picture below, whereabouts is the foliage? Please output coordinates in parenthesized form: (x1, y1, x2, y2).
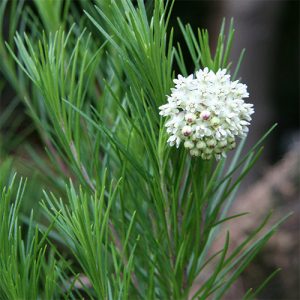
(0, 0, 286, 299)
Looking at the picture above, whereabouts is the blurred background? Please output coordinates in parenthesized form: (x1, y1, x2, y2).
(0, 0, 299, 299)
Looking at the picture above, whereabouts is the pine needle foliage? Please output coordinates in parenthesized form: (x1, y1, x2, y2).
(0, 175, 61, 300)
(0, 0, 288, 299)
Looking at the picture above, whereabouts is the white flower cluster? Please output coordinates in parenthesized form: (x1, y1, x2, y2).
(159, 68, 254, 160)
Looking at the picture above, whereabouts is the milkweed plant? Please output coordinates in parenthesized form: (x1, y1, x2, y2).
(0, 0, 288, 299)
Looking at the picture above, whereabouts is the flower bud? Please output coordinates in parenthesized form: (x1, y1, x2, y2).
(206, 138, 217, 148)
(190, 148, 200, 156)
(204, 148, 213, 154)
(200, 110, 211, 120)
(185, 113, 196, 123)
(181, 126, 192, 136)
(201, 153, 211, 160)
(228, 141, 236, 150)
(228, 136, 235, 144)
(184, 140, 194, 149)
(215, 147, 222, 154)
(196, 141, 206, 149)
(210, 116, 220, 126)
(218, 140, 227, 148)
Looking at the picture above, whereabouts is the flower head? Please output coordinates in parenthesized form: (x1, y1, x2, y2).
(159, 68, 254, 159)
